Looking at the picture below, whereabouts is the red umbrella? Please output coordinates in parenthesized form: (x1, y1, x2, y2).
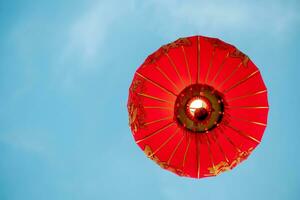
(127, 35, 269, 178)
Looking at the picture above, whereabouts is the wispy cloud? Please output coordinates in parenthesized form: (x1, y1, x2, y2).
(0, 131, 52, 156)
(145, 0, 299, 38)
(61, 0, 136, 66)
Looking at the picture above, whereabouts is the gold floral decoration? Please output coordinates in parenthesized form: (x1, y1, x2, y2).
(143, 145, 187, 177)
(144, 38, 191, 65)
(230, 49, 249, 67)
(128, 79, 145, 134)
(207, 147, 254, 176)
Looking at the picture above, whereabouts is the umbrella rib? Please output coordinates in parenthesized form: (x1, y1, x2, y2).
(212, 133, 229, 163)
(136, 72, 177, 96)
(138, 93, 173, 104)
(196, 135, 201, 178)
(204, 47, 216, 83)
(221, 129, 242, 152)
(181, 133, 191, 168)
(144, 106, 173, 110)
(167, 133, 185, 165)
(217, 62, 242, 90)
(223, 70, 259, 94)
(197, 36, 201, 83)
(144, 116, 173, 126)
(205, 135, 216, 173)
(156, 65, 180, 93)
(210, 52, 229, 85)
(224, 123, 260, 144)
(226, 105, 269, 109)
(166, 53, 185, 87)
(181, 46, 192, 85)
(148, 128, 180, 157)
(226, 89, 267, 102)
(228, 115, 267, 127)
(136, 122, 175, 144)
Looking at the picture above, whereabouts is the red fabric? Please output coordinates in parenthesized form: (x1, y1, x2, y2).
(128, 36, 269, 178)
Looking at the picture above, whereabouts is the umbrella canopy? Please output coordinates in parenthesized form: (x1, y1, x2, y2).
(127, 35, 269, 178)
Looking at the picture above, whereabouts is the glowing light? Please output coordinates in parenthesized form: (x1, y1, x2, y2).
(188, 98, 207, 116)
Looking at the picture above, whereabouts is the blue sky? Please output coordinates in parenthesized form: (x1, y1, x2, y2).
(0, 0, 299, 199)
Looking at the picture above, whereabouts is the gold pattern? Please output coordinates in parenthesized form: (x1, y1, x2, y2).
(144, 38, 191, 65)
(128, 104, 139, 134)
(136, 72, 177, 96)
(128, 79, 146, 134)
(229, 49, 249, 67)
(144, 145, 188, 176)
(207, 147, 253, 176)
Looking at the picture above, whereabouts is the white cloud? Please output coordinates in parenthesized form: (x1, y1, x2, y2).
(61, 0, 136, 66)
(145, 0, 299, 38)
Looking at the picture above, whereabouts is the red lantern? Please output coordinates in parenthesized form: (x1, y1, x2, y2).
(127, 36, 269, 178)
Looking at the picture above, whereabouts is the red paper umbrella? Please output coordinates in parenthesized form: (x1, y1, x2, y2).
(127, 36, 269, 178)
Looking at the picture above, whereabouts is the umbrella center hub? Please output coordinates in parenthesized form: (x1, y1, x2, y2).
(174, 84, 225, 133)
(186, 97, 211, 121)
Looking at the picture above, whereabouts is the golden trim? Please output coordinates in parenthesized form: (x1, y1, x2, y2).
(217, 62, 242, 89)
(136, 72, 177, 96)
(136, 122, 175, 144)
(167, 133, 185, 165)
(144, 106, 173, 110)
(197, 36, 200, 83)
(144, 145, 188, 177)
(207, 147, 253, 176)
(229, 115, 267, 127)
(210, 52, 229, 85)
(221, 130, 242, 152)
(156, 65, 180, 93)
(224, 123, 260, 144)
(196, 135, 201, 178)
(226, 89, 267, 102)
(226, 105, 269, 109)
(128, 103, 139, 134)
(204, 48, 216, 83)
(181, 46, 192, 85)
(205, 135, 215, 172)
(223, 70, 259, 93)
(148, 128, 180, 157)
(138, 93, 173, 104)
(144, 116, 173, 126)
(166, 53, 185, 86)
(212, 133, 229, 163)
(182, 134, 191, 167)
